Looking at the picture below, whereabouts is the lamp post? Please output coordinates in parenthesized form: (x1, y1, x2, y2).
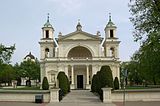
(123, 69, 127, 106)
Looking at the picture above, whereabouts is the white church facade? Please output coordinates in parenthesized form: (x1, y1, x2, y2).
(39, 15, 120, 89)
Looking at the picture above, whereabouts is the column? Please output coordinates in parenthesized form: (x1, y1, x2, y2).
(86, 65, 89, 84)
(71, 65, 74, 84)
(86, 65, 90, 89)
(64, 65, 68, 77)
(70, 65, 74, 89)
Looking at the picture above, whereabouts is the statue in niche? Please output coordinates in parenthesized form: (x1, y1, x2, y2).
(110, 47, 115, 57)
(51, 74, 55, 82)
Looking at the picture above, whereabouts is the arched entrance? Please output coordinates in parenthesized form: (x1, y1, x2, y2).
(67, 46, 92, 89)
(68, 46, 92, 59)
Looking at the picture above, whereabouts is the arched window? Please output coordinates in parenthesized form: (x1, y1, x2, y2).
(45, 30, 49, 38)
(110, 30, 114, 38)
(45, 48, 50, 57)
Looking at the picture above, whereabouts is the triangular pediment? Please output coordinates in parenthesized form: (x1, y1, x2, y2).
(58, 31, 101, 41)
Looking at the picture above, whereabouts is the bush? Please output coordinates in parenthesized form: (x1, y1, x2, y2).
(65, 74, 70, 92)
(91, 74, 101, 93)
(42, 77, 49, 90)
(57, 72, 70, 95)
(91, 65, 114, 100)
(96, 71, 102, 94)
(91, 74, 97, 92)
(114, 77, 119, 90)
(99, 65, 113, 88)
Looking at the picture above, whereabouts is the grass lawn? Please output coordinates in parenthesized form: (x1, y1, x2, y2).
(125, 85, 160, 89)
(125, 86, 149, 89)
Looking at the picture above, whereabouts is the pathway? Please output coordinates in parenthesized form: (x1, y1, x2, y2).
(47, 90, 116, 106)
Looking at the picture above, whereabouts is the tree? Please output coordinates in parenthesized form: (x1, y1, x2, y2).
(0, 44, 15, 86)
(42, 77, 49, 90)
(99, 65, 113, 88)
(131, 38, 160, 85)
(121, 61, 143, 85)
(13, 63, 21, 86)
(95, 71, 102, 94)
(57, 72, 70, 95)
(129, 0, 160, 41)
(129, 0, 160, 85)
(0, 64, 15, 86)
(114, 77, 119, 90)
(65, 74, 70, 92)
(91, 74, 97, 92)
(91, 66, 113, 100)
(0, 44, 15, 64)
(19, 59, 40, 86)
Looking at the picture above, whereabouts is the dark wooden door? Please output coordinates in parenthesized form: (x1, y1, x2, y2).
(77, 75, 83, 89)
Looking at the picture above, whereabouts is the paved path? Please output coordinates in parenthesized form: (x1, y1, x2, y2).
(1, 90, 160, 106)
(47, 90, 116, 106)
(61, 90, 101, 103)
(1, 89, 160, 106)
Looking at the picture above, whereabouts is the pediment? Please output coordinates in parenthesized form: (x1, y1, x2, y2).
(58, 31, 101, 41)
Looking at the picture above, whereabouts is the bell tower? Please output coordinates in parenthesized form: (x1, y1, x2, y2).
(39, 14, 56, 60)
(104, 13, 120, 59)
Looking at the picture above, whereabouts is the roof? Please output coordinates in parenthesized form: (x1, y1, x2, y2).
(105, 13, 117, 28)
(58, 30, 103, 42)
(24, 52, 35, 59)
(43, 13, 53, 28)
(43, 21, 53, 28)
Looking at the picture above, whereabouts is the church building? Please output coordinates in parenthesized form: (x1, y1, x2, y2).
(39, 14, 120, 89)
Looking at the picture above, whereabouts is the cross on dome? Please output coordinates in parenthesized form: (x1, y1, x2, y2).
(43, 13, 53, 28)
(76, 19, 82, 31)
(47, 13, 50, 22)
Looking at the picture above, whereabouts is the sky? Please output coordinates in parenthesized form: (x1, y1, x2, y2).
(0, 0, 140, 64)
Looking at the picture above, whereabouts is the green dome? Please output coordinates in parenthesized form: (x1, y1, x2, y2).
(105, 13, 116, 28)
(44, 21, 52, 27)
(43, 13, 53, 28)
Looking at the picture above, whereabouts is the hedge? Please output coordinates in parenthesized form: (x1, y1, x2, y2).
(99, 65, 113, 88)
(57, 72, 70, 95)
(91, 65, 114, 100)
(42, 77, 49, 90)
(114, 77, 119, 90)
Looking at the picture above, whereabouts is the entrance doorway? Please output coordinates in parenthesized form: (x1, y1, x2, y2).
(77, 75, 83, 89)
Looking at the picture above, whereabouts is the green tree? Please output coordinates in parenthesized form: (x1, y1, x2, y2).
(114, 77, 119, 90)
(129, 0, 160, 85)
(57, 72, 69, 95)
(99, 65, 113, 88)
(0, 64, 15, 86)
(19, 59, 40, 86)
(131, 38, 160, 85)
(129, 0, 160, 41)
(91, 73, 101, 93)
(91, 74, 97, 92)
(91, 66, 113, 100)
(13, 63, 22, 86)
(42, 77, 49, 90)
(0, 44, 15, 86)
(65, 74, 70, 92)
(0, 44, 15, 64)
(95, 71, 102, 94)
(121, 61, 143, 85)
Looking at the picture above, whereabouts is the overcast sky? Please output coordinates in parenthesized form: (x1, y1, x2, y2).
(0, 0, 140, 64)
